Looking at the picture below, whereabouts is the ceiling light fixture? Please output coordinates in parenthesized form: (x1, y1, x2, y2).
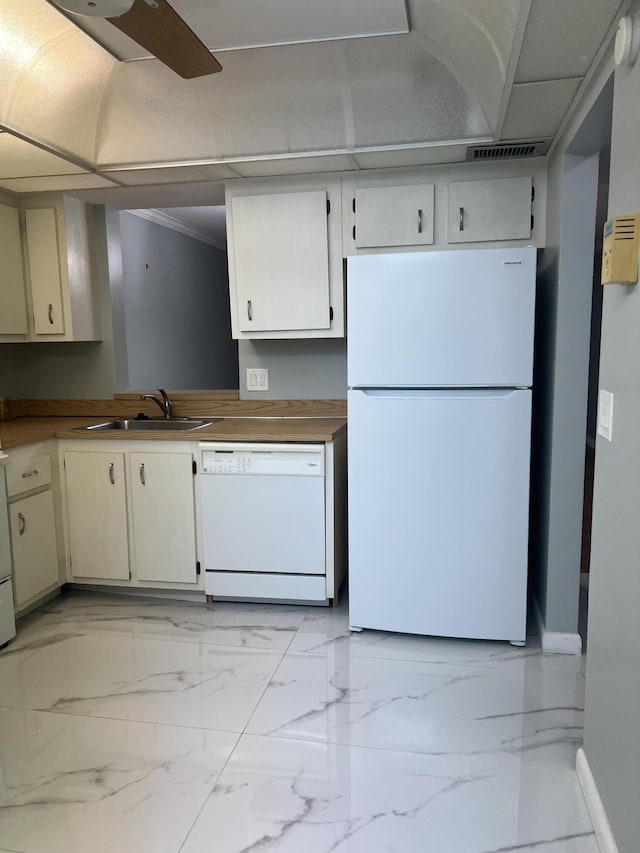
(53, 0, 135, 18)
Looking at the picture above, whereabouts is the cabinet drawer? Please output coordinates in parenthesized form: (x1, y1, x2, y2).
(5, 455, 52, 497)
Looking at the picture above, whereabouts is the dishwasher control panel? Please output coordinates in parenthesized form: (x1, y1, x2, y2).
(200, 442, 325, 477)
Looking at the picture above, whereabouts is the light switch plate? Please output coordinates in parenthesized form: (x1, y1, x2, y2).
(246, 368, 269, 391)
(598, 389, 614, 442)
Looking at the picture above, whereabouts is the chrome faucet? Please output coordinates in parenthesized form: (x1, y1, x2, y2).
(140, 388, 173, 419)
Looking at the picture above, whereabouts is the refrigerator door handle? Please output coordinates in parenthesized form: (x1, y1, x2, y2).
(352, 388, 528, 400)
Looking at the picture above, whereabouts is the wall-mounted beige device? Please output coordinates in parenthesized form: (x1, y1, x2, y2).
(601, 214, 640, 285)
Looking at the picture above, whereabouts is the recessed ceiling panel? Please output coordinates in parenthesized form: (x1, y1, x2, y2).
(232, 155, 357, 177)
(103, 164, 239, 185)
(0, 134, 87, 178)
(353, 144, 472, 169)
(345, 34, 490, 148)
(514, 0, 621, 83)
(69, 0, 409, 59)
(501, 79, 582, 140)
(0, 174, 118, 192)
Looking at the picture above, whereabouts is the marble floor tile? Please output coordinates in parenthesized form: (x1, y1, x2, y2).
(180, 734, 597, 853)
(291, 603, 583, 674)
(0, 707, 237, 853)
(0, 632, 283, 733)
(16, 591, 305, 651)
(246, 652, 584, 770)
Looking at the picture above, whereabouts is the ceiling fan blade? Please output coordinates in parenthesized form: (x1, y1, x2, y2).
(107, 0, 222, 79)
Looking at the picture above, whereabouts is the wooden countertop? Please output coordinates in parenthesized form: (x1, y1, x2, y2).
(0, 417, 347, 450)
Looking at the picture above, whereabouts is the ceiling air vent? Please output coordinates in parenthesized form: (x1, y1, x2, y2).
(466, 141, 551, 161)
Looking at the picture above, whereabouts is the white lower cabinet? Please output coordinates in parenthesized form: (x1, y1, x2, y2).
(9, 491, 58, 609)
(64, 451, 129, 580)
(129, 452, 197, 584)
(4, 443, 62, 611)
(62, 442, 199, 588)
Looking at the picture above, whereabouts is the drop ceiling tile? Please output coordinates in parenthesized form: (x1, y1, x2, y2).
(102, 164, 239, 185)
(71, 0, 409, 59)
(231, 155, 357, 177)
(353, 144, 471, 169)
(0, 134, 87, 178)
(501, 78, 582, 140)
(0, 174, 117, 192)
(515, 0, 622, 83)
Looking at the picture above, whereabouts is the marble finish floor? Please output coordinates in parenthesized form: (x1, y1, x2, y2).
(0, 591, 594, 853)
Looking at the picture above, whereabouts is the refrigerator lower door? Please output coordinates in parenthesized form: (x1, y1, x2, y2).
(0, 577, 16, 647)
(348, 388, 531, 642)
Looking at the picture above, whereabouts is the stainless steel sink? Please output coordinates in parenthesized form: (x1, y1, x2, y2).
(74, 418, 218, 432)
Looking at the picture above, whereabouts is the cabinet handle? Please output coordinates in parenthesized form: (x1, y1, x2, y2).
(18, 512, 26, 536)
(21, 469, 39, 479)
(417, 208, 423, 234)
(247, 300, 253, 321)
(139, 463, 146, 485)
(109, 462, 115, 485)
(48, 303, 54, 325)
(459, 207, 465, 232)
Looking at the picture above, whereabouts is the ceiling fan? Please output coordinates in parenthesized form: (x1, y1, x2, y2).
(50, 0, 223, 78)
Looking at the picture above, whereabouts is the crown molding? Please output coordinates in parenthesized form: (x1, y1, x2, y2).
(128, 208, 226, 250)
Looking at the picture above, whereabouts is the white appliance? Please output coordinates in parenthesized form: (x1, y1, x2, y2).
(200, 442, 328, 603)
(0, 464, 16, 647)
(347, 247, 536, 644)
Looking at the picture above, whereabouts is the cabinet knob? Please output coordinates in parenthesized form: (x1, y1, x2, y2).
(48, 303, 54, 325)
(109, 462, 115, 485)
(459, 207, 465, 232)
(22, 469, 39, 479)
(18, 512, 26, 536)
(247, 300, 253, 321)
(139, 463, 146, 486)
(417, 208, 423, 235)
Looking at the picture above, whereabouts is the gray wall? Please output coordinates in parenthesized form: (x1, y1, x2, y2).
(239, 339, 347, 399)
(583, 14, 640, 850)
(115, 212, 237, 391)
(0, 205, 117, 399)
(530, 78, 613, 634)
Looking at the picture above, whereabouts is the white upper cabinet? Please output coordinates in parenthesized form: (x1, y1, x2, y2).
(24, 207, 66, 335)
(353, 184, 435, 248)
(0, 203, 28, 337)
(226, 178, 344, 339)
(19, 194, 102, 342)
(447, 177, 533, 243)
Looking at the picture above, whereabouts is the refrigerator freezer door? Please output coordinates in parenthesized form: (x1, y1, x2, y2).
(347, 247, 536, 388)
(348, 388, 531, 641)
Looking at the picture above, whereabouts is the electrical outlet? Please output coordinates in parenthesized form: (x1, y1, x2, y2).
(598, 389, 614, 442)
(246, 368, 269, 391)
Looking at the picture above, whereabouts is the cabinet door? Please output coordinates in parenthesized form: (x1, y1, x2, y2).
(65, 452, 129, 580)
(0, 204, 28, 335)
(130, 452, 197, 584)
(354, 184, 435, 248)
(447, 177, 532, 243)
(9, 491, 59, 608)
(24, 207, 66, 335)
(232, 190, 331, 333)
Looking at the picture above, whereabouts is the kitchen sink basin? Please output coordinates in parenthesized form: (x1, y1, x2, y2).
(74, 418, 218, 432)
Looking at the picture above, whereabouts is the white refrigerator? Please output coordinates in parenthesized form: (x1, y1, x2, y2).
(347, 247, 536, 644)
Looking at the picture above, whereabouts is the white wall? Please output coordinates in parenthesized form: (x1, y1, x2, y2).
(530, 75, 613, 635)
(113, 212, 237, 391)
(582, 8, 640, 848)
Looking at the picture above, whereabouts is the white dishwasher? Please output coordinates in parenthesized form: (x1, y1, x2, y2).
(199, 442, 328, 603)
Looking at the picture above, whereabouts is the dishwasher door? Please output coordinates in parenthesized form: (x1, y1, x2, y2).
(200, 443, 326, 578)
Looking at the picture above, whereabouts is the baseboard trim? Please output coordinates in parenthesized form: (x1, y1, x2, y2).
(533, 595, 582, 655)
(576, 748, 619, 853)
